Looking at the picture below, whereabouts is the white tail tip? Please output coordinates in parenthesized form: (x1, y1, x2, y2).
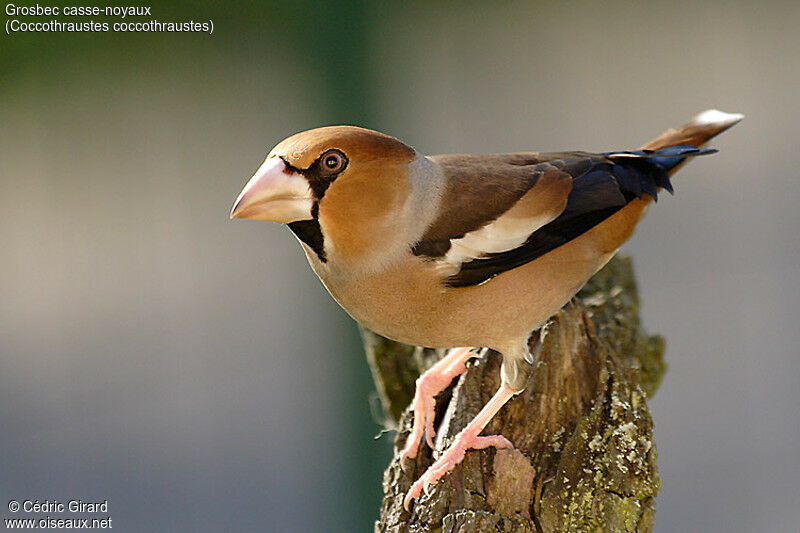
(691, 109, 745, 128)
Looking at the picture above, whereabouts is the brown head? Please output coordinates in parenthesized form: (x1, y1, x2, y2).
(231, 126, 424, 269)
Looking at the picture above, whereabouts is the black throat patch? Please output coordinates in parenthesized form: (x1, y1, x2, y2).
(288, 217, 326, 262)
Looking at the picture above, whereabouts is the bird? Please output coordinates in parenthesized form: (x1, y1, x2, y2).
(230, 109, 742, 509)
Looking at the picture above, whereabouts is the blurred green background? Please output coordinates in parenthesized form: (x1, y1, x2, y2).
(1, 1, 798, 531)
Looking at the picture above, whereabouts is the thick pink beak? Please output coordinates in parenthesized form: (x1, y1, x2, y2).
(230, 157, 314, 223)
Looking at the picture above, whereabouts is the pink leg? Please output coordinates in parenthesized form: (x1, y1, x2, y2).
(400, 347, 479, 462)
(404, 384, 516, 510)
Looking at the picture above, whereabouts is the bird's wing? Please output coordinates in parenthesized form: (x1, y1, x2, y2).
(416, 146, 711, 287)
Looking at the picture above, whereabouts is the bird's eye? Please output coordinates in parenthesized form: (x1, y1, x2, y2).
(320, 150, 347, 175)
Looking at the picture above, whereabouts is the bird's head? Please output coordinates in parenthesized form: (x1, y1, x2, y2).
(231, 126, 430, 270)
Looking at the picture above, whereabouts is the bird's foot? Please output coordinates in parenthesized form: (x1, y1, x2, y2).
(399, 347, 478, 464)
(403, 429, 512, 510)
(403, 383, 517, 510)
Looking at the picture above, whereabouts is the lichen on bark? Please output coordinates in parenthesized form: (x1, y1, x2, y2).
(363, 256, 666, 532)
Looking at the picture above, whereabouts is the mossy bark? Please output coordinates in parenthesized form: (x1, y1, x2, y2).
(362, 256, 666, 533)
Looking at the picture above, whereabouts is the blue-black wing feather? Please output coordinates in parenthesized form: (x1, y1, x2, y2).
(446, 145, 712, 287)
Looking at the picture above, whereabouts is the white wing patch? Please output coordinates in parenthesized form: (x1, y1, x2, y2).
(441, 169, 572, 271)
(443, 211, 553, 268)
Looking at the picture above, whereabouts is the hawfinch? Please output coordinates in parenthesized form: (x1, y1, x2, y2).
(230, 109, 742, 509)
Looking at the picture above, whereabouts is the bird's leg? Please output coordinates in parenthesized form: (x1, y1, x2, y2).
(400, 347, 480, 462)
(403, 383, 516, 510)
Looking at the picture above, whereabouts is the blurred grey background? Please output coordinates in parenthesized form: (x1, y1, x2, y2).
(1, 1, 798, 531)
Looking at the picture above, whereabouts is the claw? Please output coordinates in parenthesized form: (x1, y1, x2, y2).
(404, 484, 420, 510)
(402, 384, 517, 511)
(403, 432, 513, 510)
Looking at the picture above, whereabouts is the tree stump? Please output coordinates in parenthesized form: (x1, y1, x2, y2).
(361, 256, 666, 532)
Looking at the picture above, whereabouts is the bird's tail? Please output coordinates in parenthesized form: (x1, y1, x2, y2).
(598, 109, 744, 199)
(640, 109, 743, 173)
(595, 109, 743, 201)
(574, 109, 743, 256)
